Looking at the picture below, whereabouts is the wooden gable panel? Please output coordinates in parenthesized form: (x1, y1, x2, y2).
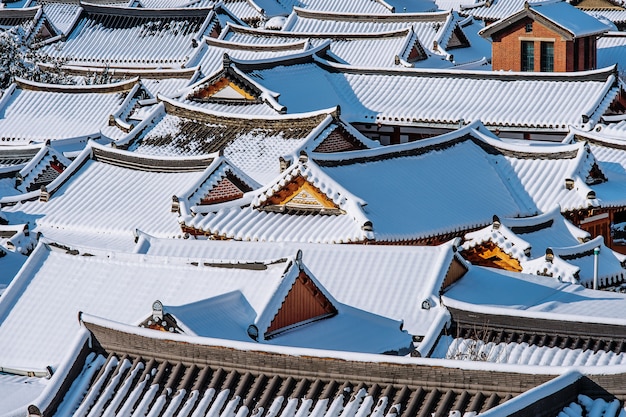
(261, 175, 342, 214)
(407, 41, 427, 63)
(265, 271, 337, 338)
(442, 256, 470, 290)
(26, 159, 66, 193)
(192, 77, 256, 101)
(313, 127, 367, 153)
(447, 26, 471, 50)
(200, 172, 252, 205)
(461, 241, 522, 272)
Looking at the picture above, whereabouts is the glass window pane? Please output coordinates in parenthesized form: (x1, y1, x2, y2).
(521, 41, 534, 71)
(541, 42, 554, 72)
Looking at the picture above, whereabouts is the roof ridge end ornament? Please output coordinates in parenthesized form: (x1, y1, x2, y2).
(524, 1, 530, 9)
(296, 249, 303, 269)
(223, 52, 232, 68)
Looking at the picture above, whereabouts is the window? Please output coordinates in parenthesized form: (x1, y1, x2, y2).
(521, 41, 534, 71)
(525, 22, 533, 33)
(540, 42, 554, 72)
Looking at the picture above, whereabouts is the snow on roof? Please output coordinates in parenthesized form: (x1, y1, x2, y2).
(39, 1, 83, 35)
(521, 235, 626, 286)
(566, 126, 626, 208)
(133, 233, 458, 337)
(218, 24, 459, 69)
(598, 32, 626, 74)
(0, 142, 214, 249)
(587, 8, 626, 24)
(442, 264, 626, 325)
(188, 36, 312, 76)
(447, 0, 557, 22)
(528, 1, 611, 38)
(122, 98, 377, 182)
(277, 0, 393, 14)
(0, 240, 412, 373)
(479, 0, 610, 39)
(183, 122, 611, 243)
(281, 8, 461, 56)
(229, 53, 620, 131)
(460, 206, 590, 265)
(0, 78, 139, 147)
(39, 3, 219, 69)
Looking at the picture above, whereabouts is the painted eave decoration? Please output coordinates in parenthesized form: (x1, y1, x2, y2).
(188, 55, 263, 104)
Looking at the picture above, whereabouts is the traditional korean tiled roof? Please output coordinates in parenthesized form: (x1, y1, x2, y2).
(480, 1, 610, 40)
(39, 3, 219, 68)
(0, 143, 43, 176)
(44, 64, 200, 98)
(598, 32, 626, 71)
(437, 0, 557, 22)
(586, 8, 626, 24)
(461, 206, 590, 264)
(0, 6, 57, 44)
(188, 36, 312, 76)
(276, 0, 394, 14)
(223, 52, 621, 131)
(216, 24, 461, 69)
(565, 126, 626, 208)
(281, 8, 462, 56)
(46, 316, 592, 417)
(0, 77, 141, 149)
(116, 97, 377, 184)
(0, 240, 412, 393)
(182, 122, 615, 243)
(0, 142, 215, 250)
(132, 233, 460, 338)
(15, 144, 71, 193)
(521, 235, 626, 286)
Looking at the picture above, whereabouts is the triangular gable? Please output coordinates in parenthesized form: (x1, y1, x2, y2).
(189, 62, 263, 104)
(25, 158, 66, 192)
(258, 174, 343, 215)
(405, 38, 428, 63)
(446, 25, 471, 50)
(264, 269, 337, 338)
(461, 240, 523, 272)
(313, 125, 368, 153)
(31, 19, 58, 43)
(586, 161, 607, 185)
(200, 170, 254, 205)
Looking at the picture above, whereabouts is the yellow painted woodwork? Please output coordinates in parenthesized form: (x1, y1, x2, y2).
(462, 241, 522, 272)
(193, 77, 256, 100)
(264, 176, 339, 210)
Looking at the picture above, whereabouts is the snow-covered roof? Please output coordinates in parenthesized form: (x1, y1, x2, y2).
(0, 77, 141, 149)
(188, 35, 313, 75)
(521, 235, 626, 286)
(132, 233, 459, 337)
(480, 1, 610, 40)
(181, 122, 608, 243)
(443, 264, 626, 325)
(116, 98, 378, 184)
(565, 126, 626, 209)
(281, 8, 466, 57)
(216, 23, 464, 69)
(277, 0, 393, 14)
(39, 3, 219, 69)
(461, 206, 590, 262)
(0, 142, 215, 250)
(0, 239, 417, 373)
(222, 53, 621, 131)
(586, 8, 626, 24)
(598, 31, 626, 73)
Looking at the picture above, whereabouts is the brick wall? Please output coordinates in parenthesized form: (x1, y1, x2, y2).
(491, 17, 570, 72)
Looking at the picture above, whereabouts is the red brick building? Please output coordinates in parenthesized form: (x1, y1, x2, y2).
(480, 1, 608, 72)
